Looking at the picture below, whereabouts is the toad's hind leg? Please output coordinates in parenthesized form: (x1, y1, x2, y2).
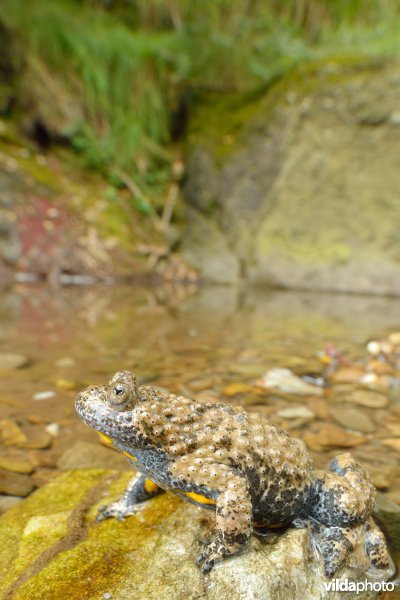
(310, 453, 375, 528)
(365, 517, 395, 574)
(97, 472, 164, 521)
(309, 453, 393, 578)
(170, 459, 253, 574)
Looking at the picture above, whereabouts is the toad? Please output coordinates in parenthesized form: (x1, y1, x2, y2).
(75, 371, 394, 577)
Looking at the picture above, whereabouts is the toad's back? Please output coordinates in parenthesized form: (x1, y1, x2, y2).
(135, 388, 314, 524)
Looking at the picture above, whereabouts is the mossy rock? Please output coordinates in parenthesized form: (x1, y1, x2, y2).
(0, 469, 387, 599)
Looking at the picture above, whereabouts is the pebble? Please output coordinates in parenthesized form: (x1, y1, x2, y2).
(303, 424, 367, 451)
(258, 368, 323, 396)
(329, 406, 375, 434)
(0, 470, 34, 496)
(354, 445, 399, 465)
(28, 450, 58, 469)
(0, 353, 30, 370)
(188, 378, 215, 392)
(385, 421, 400, 436)
(365, 464, 399, 490)
(18, 427, 53, 450)
(32, 469, 59, 488)
(45, 423, 60, 437)
(275, 406, 315, 420)
(223, 383, 257, 397)
(55, 357, 76, 368)
(0, 420, 27, 446)
(55, 379, 80, 391)
(381, 438, 400, 452)
(0, 449, 33, 474)
(33, 391, 56, 401)
(0, 495, 22, 514)
(329, 367, 364, 384)
(339, 389, 389, 408)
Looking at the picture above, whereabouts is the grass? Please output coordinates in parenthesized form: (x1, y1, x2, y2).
(1, 0, 400, 209)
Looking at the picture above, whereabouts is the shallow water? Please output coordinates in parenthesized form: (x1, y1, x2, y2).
(0, 283, 399, 592)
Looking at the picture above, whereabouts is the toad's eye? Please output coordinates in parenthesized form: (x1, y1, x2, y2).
(107, 382, 134, 409)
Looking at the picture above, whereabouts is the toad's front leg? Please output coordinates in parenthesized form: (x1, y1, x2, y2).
(97, 472, 164, 521)
(172, 461, 253, 573)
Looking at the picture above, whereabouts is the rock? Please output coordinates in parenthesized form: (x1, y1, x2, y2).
(32, 391, 56, 401)
(385, 421, 400, 436)
(381, 438, 400, 452)
(222, 383, 256, 397)
(339, 389, 389, 408)
(0, 448, 33, 474)
(275, 406, 315, 420)
(55, 379, 80, 391)
(0, 469, 34, 496)
(57, 441, 129, 471)
(28, 450, 58, 469)
(0, 495, 22, 515)
(17, 427, 52, 450)
(329, 406, 375, 433)
(329, 367, 364, 383)
(0, 420, 27, 446)
(0, 470, 389, 600)
(31, 469, 59, 488)
(0, 353, 29, 370)
(45, 423, 60, 437)
(258, 368, 323, 396)
(181, 207, 240, 284)
(183, 59, 400, 295)
(303, 424, 367, 451)
(365, 464, 399, 490)
(55, 357, 76, 368)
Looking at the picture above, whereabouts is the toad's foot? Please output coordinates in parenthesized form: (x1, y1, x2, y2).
(96, 472, 164, 522)
(196, 536, 240, 574)
(96, 498, 141, 522)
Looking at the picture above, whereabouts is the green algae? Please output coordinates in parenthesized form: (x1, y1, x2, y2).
(0, 469, 189, 600)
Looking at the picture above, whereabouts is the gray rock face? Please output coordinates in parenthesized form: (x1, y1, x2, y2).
(183, 58, 400, 294)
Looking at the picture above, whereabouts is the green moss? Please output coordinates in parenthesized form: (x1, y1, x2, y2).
(186, 54, 385, 167)
(0, 469, 186, 600)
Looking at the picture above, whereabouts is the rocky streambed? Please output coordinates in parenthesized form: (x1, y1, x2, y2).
(0, 284, 399, 598)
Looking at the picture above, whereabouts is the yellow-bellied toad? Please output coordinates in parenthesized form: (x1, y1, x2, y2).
(75, 371, 393, 577)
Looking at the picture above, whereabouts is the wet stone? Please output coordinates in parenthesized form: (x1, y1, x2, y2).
(275, 406, 315, 420)
(338, 389, 389, 409)
(0, 495, 22, 515)
(18, 427, 53, 450)
(330, 406, 376, 434)
(0, 469, 34, 496)
(0, 353, 30, 370)
(381, 438, 400, 452)
(0, 420, 27, 446)
(364, 464, 399, 490)
(303, 423, 367, 451)
(0, 448, 33, 474)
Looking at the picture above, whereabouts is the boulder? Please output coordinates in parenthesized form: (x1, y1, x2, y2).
(183, 58, 400, 294)
(0, 469, 393, 599)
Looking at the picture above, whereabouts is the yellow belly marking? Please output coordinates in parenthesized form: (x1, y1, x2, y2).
(144, 479, 159, 494)
(185, 491, 216, 506)
(98, 432, 113, 447)
(122, 450, 137, 462)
